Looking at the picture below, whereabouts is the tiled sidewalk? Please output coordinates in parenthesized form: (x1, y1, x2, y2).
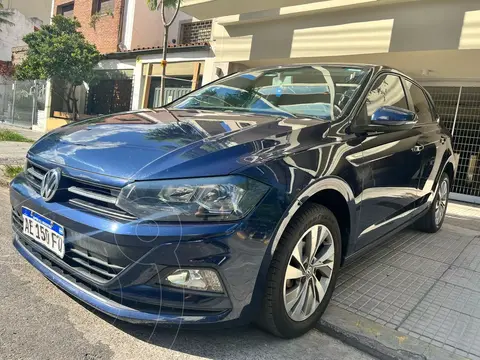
(330, 202, 480, 359)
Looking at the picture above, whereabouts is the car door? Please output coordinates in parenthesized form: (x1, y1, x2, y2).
(403, 80, 444, 216)
(353, 73, 423, 250)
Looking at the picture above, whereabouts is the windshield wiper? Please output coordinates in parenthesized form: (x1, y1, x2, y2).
(289, 113, 330, 120)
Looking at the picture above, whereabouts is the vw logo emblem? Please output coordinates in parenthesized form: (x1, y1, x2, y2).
(40, 168, 61, 201)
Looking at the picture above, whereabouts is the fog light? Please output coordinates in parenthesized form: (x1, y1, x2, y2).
(165, 269, 223, 293)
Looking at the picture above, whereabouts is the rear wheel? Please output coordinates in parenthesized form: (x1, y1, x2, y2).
(415, 173, 449, 233)
(257, 203, 341, 338)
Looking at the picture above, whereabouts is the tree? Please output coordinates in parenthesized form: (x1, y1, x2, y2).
(146, 0, 181, 106)
(15, 16, 101, 120)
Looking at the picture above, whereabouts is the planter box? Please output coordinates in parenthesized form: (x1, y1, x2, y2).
(46, 117, 71, 131)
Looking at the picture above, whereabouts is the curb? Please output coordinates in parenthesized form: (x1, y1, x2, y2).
(316, 305, 464, 360)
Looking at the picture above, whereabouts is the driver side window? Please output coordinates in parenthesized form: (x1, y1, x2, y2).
(366, 75, 409, 117)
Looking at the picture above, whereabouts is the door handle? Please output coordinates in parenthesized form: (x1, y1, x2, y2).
(411, 145, 424, 153)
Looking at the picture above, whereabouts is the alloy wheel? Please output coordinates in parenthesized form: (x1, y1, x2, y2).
(283, 224, 335, 322)
(435, 179, 448, 226)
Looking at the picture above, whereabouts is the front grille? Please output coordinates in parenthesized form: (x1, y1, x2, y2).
(25, 164, 45, 191)
(12, 209, 126, 283)
(25, 161, 135, 221)
(67, 247, 124, 281)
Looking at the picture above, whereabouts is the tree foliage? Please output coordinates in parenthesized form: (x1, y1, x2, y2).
(15, 16, 101, 85)
(15, 16, 101, 119)
(146, 0, 180, 11)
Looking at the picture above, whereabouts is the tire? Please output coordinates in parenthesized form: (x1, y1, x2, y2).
(415, 173, 450, 233)
(257, 203, 341, 338)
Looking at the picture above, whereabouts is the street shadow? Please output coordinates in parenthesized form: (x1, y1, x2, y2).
(62, 290, 348, 360)
(73, 301, 338, 360)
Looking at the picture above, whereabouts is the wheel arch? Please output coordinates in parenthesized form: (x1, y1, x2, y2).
(269, 176, 357, 264)
(443, 161, 455, 189)
(248, 177, 357, 322)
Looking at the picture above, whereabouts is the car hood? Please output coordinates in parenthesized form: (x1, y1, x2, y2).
(28, 109, 329, 181)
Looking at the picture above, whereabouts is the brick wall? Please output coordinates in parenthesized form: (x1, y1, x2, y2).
(180, 20, 212, 44)
(54, 0, 124, 54)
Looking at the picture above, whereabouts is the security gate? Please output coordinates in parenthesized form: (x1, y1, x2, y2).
(87, 79, 133, 115)
(425, 86, 480, 204)
(152, 87, 191, 108)
(0, 80, 46, 128)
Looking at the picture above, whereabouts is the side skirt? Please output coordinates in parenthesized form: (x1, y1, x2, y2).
(342, 205, 430, 267)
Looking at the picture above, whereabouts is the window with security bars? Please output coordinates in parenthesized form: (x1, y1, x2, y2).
(425, 86, 480, 198)
(180, 20, 212, 44)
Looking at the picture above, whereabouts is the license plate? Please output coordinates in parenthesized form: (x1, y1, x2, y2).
(22, 207, 65, 258)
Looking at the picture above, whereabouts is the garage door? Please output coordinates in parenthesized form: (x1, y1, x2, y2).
(424, 86, 480, 203)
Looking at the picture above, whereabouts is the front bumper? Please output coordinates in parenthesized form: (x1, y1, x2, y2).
(13, 234, 230, 324)
(10, 172, 283, 325)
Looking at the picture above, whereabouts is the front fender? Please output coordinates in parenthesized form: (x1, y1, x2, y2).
(245, 175, 357, 321)
(268, 175, 356, 257)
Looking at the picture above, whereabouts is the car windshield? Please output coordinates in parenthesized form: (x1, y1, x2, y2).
(170, 65, 370, 121)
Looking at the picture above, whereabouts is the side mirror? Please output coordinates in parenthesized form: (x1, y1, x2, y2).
(371, 106, 417, 127)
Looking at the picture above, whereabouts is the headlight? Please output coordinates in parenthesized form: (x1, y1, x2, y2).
(116, 175, 269, 221)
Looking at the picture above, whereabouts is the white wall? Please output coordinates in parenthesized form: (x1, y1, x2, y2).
(130, 1, 193, 50)
(210, 0, 480, 80)
(0, 9, 36, 61)
(3, 0, 51, 24)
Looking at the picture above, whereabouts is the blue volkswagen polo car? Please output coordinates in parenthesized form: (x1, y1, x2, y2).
(10, 64, 456, 338)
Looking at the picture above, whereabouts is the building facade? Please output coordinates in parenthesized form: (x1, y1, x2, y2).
(54, 0, 126, 54)
(43, 0, 213, 130)
(180, 0, 480, 203)
(0, 9, 42, 62)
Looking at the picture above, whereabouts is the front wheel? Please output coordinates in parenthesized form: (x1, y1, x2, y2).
(257, 203, 341, 338)
(415, 173, 450, 233)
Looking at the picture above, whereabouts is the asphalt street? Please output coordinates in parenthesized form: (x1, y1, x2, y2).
(0, 187, 373, 360)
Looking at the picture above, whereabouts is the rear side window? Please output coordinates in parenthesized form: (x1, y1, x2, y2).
(405, 81, 434, 124)
(365, 75, 409, 117)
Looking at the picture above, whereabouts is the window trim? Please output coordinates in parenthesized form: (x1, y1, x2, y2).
(92, 0, 114, 15)
(57, 2, 75, 17)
